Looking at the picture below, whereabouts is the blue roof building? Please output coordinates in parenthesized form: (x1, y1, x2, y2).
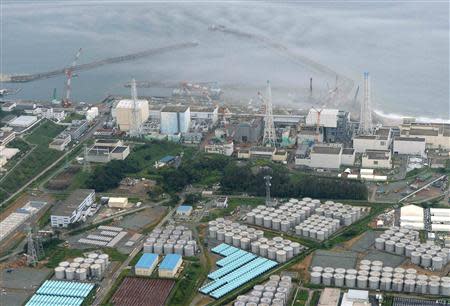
(159, 254, 182, 278)
(135, 253, 158, 276)
(176, 205, 193, 216)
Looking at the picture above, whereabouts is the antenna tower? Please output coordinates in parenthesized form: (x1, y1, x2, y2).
(26, 226, 43, 266)
(358, 72, 373, 135)
(129, 78, 141, 138)
(262, 81, 276, 147)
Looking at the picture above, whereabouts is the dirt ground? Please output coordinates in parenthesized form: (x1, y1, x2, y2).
(0, 192, 54, 221)
(291, 253, 313, 282)
(112, 179, 156, 198)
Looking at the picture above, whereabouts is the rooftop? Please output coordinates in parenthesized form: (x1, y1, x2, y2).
(111, 146, 128, 153)
(161, 105, 189, 113)
(52, 189, 94, 216)
(364, 150, 390, 160)
(312, 145, 342, 155)
(250, 146, 276, 153)
(136, 253, 158, 269)
(159, 254, 182, 270)
(375, 127, 391, 137)
(395, 136, 426, 142)
(160, 155, 175, 163)
(116, 99, 148, 109)
(177, 205, 193, 213)
(342, 148, 355, 155)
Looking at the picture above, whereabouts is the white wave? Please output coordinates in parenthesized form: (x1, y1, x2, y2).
(374, 109, 450, 124)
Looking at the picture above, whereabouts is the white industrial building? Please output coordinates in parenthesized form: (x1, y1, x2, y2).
(295, 144, 343, 169)
(108, 197, 129, 209)
(361, 150, 392, 169)
(160, 106, 191, 135)
(113, 99, 149, 132)
(51, 189, 95, 228)
(86, 107, 99, 121)
(353, 127, 392, 153)
(306, 109, 339, 128)
(430, 208, 450, 232)
(204, 141, 234, 156)
(400, 121, 450, 150)
(8, 115, 38, 128)
(341, 148, 356, 166)
(393, 137, 426, 157)
(158, 254, 182, 278)
(190, 106, 218, 124)
(340, 289, 370, 306)
(400, 204, 424, 230)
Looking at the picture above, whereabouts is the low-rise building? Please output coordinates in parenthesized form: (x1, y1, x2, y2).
(215, 196, 228, 208)
(154, 155, 176, 169)
(85, 139, 130, 163)
(49, 136, 71, 151)
(341, 148, 355, 166)
(67, 120, 88, 140)
(205, 141, 234, 156)
(400, 204, 424, 230)
(135, 253, 158, 276)
(393, 137, 426, 157)
(159, 254, 182, 278)
(176, 205, 193, 216)
(361, 149, 392, 169)
(237, 149, 250, 159)
(8, 115, 38, 128)
(353, 127, 392, 153)
(340, 289, 369, 306)
(272, 149, 288, 163)
(50, 189, 95, 228)
(108, 197, 129, 209)
(250, 146, 276, 159)
(41, 107, 66, 121)
(400, 121, 450, 150)
(295, 144, 343, 169)
(1, 102, 16, 112)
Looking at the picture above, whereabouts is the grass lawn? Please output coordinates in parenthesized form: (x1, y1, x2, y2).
(309, 290, 321, 306)
(0, 120, 64, 202)
(293, 289, 309, 306)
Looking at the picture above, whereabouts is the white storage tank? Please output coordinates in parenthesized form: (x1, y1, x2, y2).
(429, 281, 440, 295)
(432, 256, 443, 270)
(380, 277, 392, 291)
(241, 238, 250, 250)
(251, 241, 260, 254)
(404, 279, 415, 293)
(153, 243, 163, 255)
(94, 259, 106, 273)
(395, 242, 405, 255)
(375, 238, 385, 250)
(233, 235, 241, 247)
(345, 274, 356, 287)
(392, 278, 403, 292)
(334, 274, 345, 287)
(411, 252, 421, 265)
(209, 227, 218, 239)
(246, 213, 255, 224)
(357, 275, 368, 289)
(73, 257, 84, 264)
(268, 247, 277, 260)
(65, 267, 76, 280)
(184, 245, 195, 257)
(224, 232, 232, 243)
(421, 254, 432, 268)
(174, 244, 184, 255)
(322, 273, 333, 286)
(75, 268, 87, 281)
(54, 267, 65, 279)
(69, 262, 80, 269)
(416, 280, 428, 294)
(385, 240, 395, 253)
(58, 261, 70, 268)
(143, 242, 154, 253)
(369, 276, 380, 290)
(259, 244, 269, 258)
(440, 282, 450, 296)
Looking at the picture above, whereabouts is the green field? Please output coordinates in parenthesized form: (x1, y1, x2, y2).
(0, 120, 65, 203)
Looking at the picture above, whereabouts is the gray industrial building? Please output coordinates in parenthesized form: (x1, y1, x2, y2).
(228, 118, 263, 143)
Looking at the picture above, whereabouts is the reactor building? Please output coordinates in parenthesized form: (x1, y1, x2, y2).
(160, 106, 191, 135)
(112, 99, 149, 132)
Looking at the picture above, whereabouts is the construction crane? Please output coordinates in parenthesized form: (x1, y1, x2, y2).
(62, 48, 82, 108)
(312, 106, 324, 143)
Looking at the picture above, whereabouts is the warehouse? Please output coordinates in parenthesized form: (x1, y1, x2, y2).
(135, 253, 159, 276)
(8, 115, 38, 128)
(113, 99, 150, 132)
(361, 149, 392, 169)
(341, 289, 369, 306)
(160, 106, 191, 135)
(393, 136, 426, 157)
(159, 254, 182, 278)
(176, 205, 193, 216)
(51, 189, 95, 228)
(400, 204, 424, 230)
(108, 197, 129, 209)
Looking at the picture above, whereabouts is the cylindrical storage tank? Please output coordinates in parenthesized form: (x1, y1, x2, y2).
(334, 274, 345, 287)
(255, 215, 264, 226)
(98, 254, 109, 267)
(345, 274, 356, 288)
(283, 246, 294, 259)
(405, 245, 416, 257)
(309, 229, 317, 240)
(322, 273, 333, 286)
(290, 242, 301, 255)
(324, 267, 335, 274)
(380, 278, 392, 291)
(65, 267, 75, 280)
(69, 262, 80, 269)
(346, 269, 357, 276)
(224, 232, 232, 244)
(371, 260, 383, 267)
(411, 252, 421, 265)
(405, 274, 417, 281)
(275, 243, 284, 250)
(59, 261, 70, 268)
(357, 276, 368, 289)
(335, 268, 345, 275)
(75, 268, 87, 281)
(94, 259, 106, 273)
(429, 281, 440, 295)
(174, 244, 184, 255)
(268, 247, 277, 260)
(88, 253, 99, 260)
(392, 278, 403, 292)
(80, 263, 91, 276)
(421, 254, 432, 268)
(163, 243, 174, 254)
(184, 245, 195, 257)
(395, 242, 405, 255)
(316, 231, 325, 241)
(310, 272, 321, 285)
(382, 266, 393, 273)
(416, 280, 428, 294)
(272, 218, 281, 231)
(246, 213, 255, 224)
(240, 238, 250, 250)
(432, 256, 443, 270)
(375, 238, 385, 250)
(404, 279, 415, 293)
(251, 241, 260, 254)
(232, 235, 241, 247)
(209, 227, 218, 239)
(417, 274, 428, 282)
(385, 240, 395, 253)
(311, 266, 323, 273)
(429, 275, 441, 283)
(371, 266, 382, 273)
(359, 265, 370, 272)
(153, 243, 163, 255)
(358, 270, 369, 277)
(280, 221, 290, 232)
(343, 214, 352, 226)
(369, 271, 381, 278)
(369, 277, 380, 290)
(394, 267, 405, 274)
(259, 244, 269, 258)
(54, 267, 65, 279)
(73, 257, 84, 264)
(263, 216, 272, 228)
(440, 282, 450, 296)
(276, 250, 287, 263)
(84, 258, 94, 265)
(254, 230, 264, 239)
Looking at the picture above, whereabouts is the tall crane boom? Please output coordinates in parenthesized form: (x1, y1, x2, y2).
(63, 48, 82, 107)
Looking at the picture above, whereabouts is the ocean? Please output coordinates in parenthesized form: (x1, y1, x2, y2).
(1, 0, 449, 121)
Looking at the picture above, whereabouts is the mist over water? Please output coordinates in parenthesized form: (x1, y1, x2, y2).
(1, 1, 449, 120)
